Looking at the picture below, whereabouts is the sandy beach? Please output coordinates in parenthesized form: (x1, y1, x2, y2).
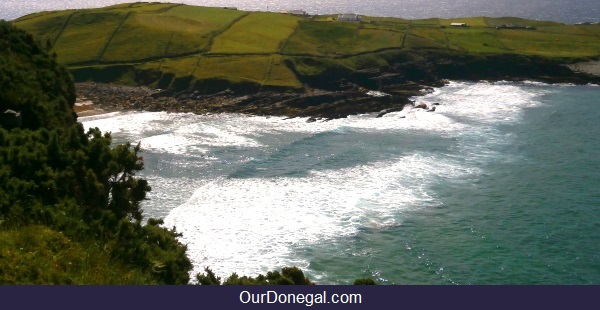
(74, 98, 105, 117)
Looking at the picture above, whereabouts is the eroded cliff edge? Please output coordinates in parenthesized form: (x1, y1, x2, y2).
(75, 52, 600, 120)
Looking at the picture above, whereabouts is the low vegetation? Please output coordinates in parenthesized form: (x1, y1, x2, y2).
(196, 267, 315, 285)
(11, 2, 600, 91)
(1, 20, 192, 284)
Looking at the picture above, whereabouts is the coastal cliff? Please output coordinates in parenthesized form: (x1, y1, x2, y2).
(74, 51, 600, 119)
(12, 3, 600, 119)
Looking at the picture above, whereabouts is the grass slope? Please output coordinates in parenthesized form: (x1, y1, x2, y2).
(0, 225, 157, 284)
(210, 12, 301, 54)
(12, 2, 600, 89)
(103, 6, 247, 62)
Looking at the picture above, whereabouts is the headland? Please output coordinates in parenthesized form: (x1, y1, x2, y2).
(12, 2, 600, 119)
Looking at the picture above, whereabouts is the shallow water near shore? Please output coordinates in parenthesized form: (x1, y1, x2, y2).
(80, 81, 600, 284)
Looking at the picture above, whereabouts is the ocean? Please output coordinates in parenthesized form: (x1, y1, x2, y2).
(80, 82, 600, 284)
(1, 0, 599, 24)
(4, 0, 599, 284)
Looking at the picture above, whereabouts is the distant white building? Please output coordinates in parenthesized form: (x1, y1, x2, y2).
(338, 14, 361, 22)
(282, 10, 307, 16)
(450, 22, 468, 27)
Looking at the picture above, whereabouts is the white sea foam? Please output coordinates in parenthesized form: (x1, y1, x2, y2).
(80, 81, 550, 281)
(164, 152, 478, 279)
(419, 81, 546, 124)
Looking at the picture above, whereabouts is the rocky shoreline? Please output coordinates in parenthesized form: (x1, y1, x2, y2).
(75, 82, 435, 120)
(75, 56, 600, 120)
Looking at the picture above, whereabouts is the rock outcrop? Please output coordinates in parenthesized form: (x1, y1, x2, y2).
(76, 83, 416, 119)
(74, 52, 600, 120)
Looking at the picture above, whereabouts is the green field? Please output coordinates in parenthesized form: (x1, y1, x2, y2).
(83, 5, 248, 62)
(498, 29, 600, 57)
(10, 10, 75, 45)
(195, 55, 300, 87)
(210, 12, 301, 54)
(406, 27, 447, 48)
(12, 2, 600, 89)
(282, 21, 361, 55)
(444, 28, 508, 53)
(55, 12, 127, 64)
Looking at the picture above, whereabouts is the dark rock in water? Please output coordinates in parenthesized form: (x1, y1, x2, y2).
(414, 103, 428, 109)
(428, 106, 436, 112)
(306, 117, 317, 123)
(376, 110, 388, 118)
(377, 107, 403, 118)
(432, 102, 441, 105)
(0, 109, 22, 129)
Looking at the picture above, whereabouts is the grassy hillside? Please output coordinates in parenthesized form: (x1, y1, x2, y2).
(1, 20, 192, 284)
(0, 225, 157, 284)
(12, 2, 600, 90)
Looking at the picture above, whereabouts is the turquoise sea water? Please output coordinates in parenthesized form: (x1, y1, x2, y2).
(81, 82, 600, 284)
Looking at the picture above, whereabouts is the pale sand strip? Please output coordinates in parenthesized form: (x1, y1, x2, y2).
(74, 99, 106, 117)
(566, 60, 600, 77)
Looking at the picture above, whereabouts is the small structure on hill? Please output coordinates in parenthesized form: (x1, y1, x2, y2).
(282, 10, 307, 16)
(223, 7, 238, 10)
(496, 24, 516, 29)
(450, 22, 468, 27)
(338, 14, 361, 22)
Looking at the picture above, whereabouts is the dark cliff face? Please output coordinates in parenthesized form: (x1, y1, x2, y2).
(320, 52, 600, 90)
(0, 20, 77, 130)
(72, 50, 600, 121)
(70, 49, 599, 103)
(279, 51, 600, 94)
(429, 53, 599, 84)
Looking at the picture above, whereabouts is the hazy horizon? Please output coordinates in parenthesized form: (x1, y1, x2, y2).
(2, 0, 599, 24)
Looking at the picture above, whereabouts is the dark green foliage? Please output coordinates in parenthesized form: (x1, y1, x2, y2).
(0, 20, 192, 284)
(106, 218, 192, 284)
(0, 21, 76, 130)
(196, 267, 222, 285)
(353, 278, 377, 285)
(281, 266, 313, 285)
(196, 266, 315, 285)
